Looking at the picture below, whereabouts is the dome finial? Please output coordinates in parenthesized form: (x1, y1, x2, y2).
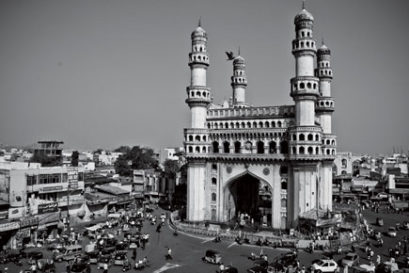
(198, 16, 202, 27)
(302, 0, 306, 10)
(321, 36, 325, 46)
(238, 46, 241, 56)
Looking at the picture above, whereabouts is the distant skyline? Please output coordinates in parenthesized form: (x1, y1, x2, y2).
(0, 0, 408, 155)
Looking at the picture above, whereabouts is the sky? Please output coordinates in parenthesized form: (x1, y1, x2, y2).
(0, 0, 408, 155)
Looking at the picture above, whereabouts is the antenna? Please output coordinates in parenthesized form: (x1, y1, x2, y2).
(198, 17, 202, 27)
(238, 46, 241, 56)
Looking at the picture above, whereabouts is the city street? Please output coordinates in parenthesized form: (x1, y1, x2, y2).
(0, 206, 408, 273)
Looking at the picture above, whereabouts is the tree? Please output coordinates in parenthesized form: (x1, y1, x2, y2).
(114, 155, 133, 176)
(163, 159, 179, 179)
(113, 145, 159, 176)
(71, 151, 79, 167)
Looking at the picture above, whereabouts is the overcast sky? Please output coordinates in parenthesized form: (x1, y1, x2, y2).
(0, 0, 408, 155)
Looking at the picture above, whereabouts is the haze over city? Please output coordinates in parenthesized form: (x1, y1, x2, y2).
(0, 0, 408, 155)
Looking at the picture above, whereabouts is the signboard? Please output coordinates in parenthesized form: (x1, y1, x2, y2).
(39, 186, 63, 193)
(20, 216, 39, 228)
(0, 221, 20, 232)
(38, 202, 58, 214)
(68, 168, 78, 190)
(0, 211, 8, 220)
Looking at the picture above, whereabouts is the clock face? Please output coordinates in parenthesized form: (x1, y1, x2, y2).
(245, 142, 252, 150)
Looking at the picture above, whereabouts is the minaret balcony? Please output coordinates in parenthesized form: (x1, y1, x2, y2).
(316, 98, 334, 112)
(317, 68, 333, 79)
(292, 38, 317, 55)
(189, 52, 209, 66)
(186, 86, 212, 106)
(290, 77, 320, 98)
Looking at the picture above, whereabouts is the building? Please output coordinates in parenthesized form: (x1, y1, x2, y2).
(183, 7, 337, 229)
(333, 152, 362, 176)
(33, 141, 64, 166)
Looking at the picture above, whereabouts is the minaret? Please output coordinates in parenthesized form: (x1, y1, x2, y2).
(231, 51, 247, 107)
(185, 20, 211, 222)
(288, 6, 322, 227)
(316, 42, 335, 211)
(316, 43, 334, 134)
(290, 6, 319, 126)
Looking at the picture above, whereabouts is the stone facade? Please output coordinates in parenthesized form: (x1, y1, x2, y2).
(184, 8, 337, 229)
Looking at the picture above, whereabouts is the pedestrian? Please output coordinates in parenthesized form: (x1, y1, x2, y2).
(167, 247, 172, 260)
(103, 262, 108, 273)
(133, 248, 137, 260)
(376, 255, 381, 265)
(65, 261, 71, 273)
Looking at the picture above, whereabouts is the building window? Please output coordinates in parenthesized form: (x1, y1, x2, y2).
(223, 142, 230, 153)
(299, 134, 305, 141)
(211, 193, 217, 202)
(342, 159, 347, 168)
(280, 141, 288, 154)
(234, 141, 241, 153)
(257, 141, 264, 154)
(212, 142, 219, 153)
(26, 175, 36, 186)
(308, 134, 313, 141)
(299, 146, 305, 154)
(212, 164, 217, 170)
(211, 178, 217, 185)
(269, 141, 277, 154)
(281, 181, 287, 190)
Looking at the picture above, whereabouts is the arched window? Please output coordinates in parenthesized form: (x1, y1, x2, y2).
(269, 141, 277, 154)
(299, 146, 305, 154)
(342, 159, 347, 168)
(315, 147, 319, 154)
(212, 164, 217, 170)
(332, 140, 336, 145)
(307, 146, 313, 154)
(259, 121, 263, 128)
(188, 146, 193, 153)
(189, 135, 193, 141)
(292, 147, 296, 154)
(202, 136, 207, 141)
(211, 193, 217, 202)
(300, 82, 305, 89)
(272, 121, 276, 128)
(211, 177, 217, 185)
(326, 139, 331, 145)
(195, 135, 201, 141)
(257, 141, 264, 154)
(253, 122, 257, 128)
(326, 149, 330, 155)
(265, 121, 270, 128)
(247, 122, 251, 128)
(332, 149, 335, 155)
(236, 122, 240, 128)
(280, 141, 289, 154)
(212, 142, 219, 153)
(241, 122, 245, 128)
(234, 141, 241, 153)
(225, 123, 229, 129)
(277, 121, 282, 127)
(195, 146, 200, 153)
(308, 134, 313, 141)
(223, 142, 230, 153)
(202, 147, 206, 153)
(299, 134, 305, 141)
(292, 134, 297, 141)
(315, 134, 319, 141)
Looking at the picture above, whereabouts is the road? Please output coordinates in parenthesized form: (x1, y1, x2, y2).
(0, 207, 408, 273)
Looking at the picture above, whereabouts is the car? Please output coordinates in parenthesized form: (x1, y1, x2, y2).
(341, 253, 359, 267)
(376, 193, 388, 200)
(114, 251, 128, 266)
(387, 227, 397, 237)
(97, 255, 112, 269)
(270, 251, 298, 270)
(202, 249, 222, 264)
(311, 259, 339, 273)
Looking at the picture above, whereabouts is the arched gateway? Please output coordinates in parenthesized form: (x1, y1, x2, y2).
(224, 172, 272, 226)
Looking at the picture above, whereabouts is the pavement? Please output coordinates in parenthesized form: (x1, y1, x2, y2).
(0, 206, 407, 273)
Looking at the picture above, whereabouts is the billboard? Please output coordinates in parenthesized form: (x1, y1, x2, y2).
(38, 202, 58, 214)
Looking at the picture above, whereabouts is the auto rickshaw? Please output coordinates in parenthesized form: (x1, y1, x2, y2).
(202, 249, 222, 264)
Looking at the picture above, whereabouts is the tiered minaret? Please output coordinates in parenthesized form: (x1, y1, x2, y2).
(231, 52, 247, 107)
(316, 42, 336, 211)
(185, 20, 212, 222)
(288, 6, 322, 226)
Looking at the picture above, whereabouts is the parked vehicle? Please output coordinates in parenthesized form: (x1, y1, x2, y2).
(202, 249, 222, 264)
(85, 251, 99, 264)
(36, 259, 56, 273)
(53, 245, 82, 262)
(114, 251, 128, 266)
(310, 259, 339, 273)
(341, 253, 360, 267)
(97, 254, 112, 269)
(387, 227, 397, 237)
